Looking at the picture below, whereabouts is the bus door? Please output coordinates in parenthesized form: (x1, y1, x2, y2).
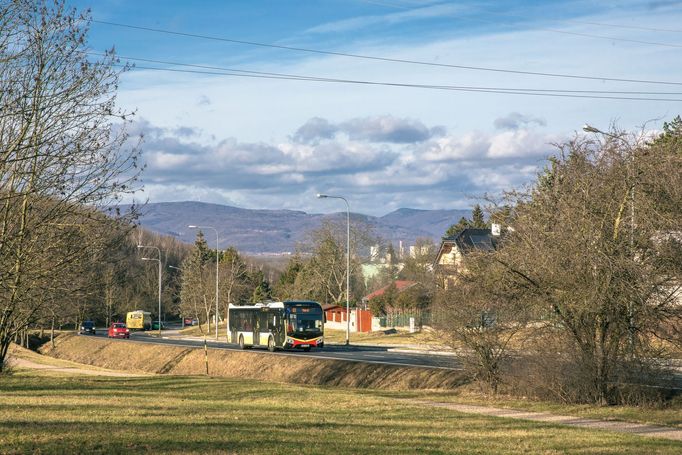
(272, 312, 285, 346)
(252, 312, 260, 346)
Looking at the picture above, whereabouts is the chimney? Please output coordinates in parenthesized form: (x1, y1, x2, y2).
(491, 223, 501, 236)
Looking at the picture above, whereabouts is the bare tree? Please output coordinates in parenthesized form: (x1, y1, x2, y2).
(480, 129, 681, 404)
(433, 252, 531, 394)
(0, 1, 142, 371)
(287, 220, 370, 305)
(220, 247, 250, 308)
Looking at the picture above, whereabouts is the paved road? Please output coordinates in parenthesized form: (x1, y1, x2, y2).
(92, 331, 462, 371)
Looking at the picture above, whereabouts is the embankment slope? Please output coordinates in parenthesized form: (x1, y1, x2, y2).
(40, 334, 467, 390)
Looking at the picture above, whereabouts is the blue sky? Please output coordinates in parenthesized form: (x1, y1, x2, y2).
(69, 0, 682, 215)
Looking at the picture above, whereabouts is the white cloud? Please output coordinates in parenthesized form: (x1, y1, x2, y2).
(147, 151, 192, 170)
(487, 129, 555, 158)
(304, 3, 467, 34)
(127, 115, 565, 215)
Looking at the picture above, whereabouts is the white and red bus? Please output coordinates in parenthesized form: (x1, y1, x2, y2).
(228, 301, 324, 352)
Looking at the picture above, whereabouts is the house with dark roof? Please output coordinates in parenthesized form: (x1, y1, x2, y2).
(434, 228, 499, 289)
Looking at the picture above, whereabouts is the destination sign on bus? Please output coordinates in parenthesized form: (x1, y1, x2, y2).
(290, 307, 311, 313)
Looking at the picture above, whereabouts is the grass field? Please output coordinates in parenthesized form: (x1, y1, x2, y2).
(1, 368, 680, 454)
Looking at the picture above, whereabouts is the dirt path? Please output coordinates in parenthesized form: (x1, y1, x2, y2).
(10, 357, 148, 377)
(407, 399, 682, 442)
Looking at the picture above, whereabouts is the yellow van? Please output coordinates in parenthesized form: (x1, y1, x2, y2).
(126, 310, 152, 331)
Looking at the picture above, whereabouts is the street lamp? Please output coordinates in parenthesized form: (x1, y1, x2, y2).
(581, 124, 600, 134)
(317, 193, 351, 346)
(138, 245, 162, 336)
(583, 124, 637, 353)
(582, 124, 635, 246)
(188, 225, 220, 340)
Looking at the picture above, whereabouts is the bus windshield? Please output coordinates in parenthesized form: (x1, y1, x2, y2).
(287, 314, 323, 334)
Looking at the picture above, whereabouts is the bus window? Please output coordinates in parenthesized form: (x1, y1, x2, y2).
(287, 313, 323, 334)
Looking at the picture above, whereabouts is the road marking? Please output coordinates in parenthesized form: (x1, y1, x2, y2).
(123, 335, 463, 371)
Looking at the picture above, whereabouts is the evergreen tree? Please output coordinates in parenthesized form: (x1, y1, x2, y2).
(445, 217, 472, 237)
(273, 254, 304, 300)
(471, 204, 488, 228)
(191, 231, 213, 264)
(251, 270, 273, 302)
(651, 115, 682, 150)
(445, 204, 489, 237)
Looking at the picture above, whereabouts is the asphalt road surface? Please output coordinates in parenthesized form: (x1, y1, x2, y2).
(92, 331, 462, 371)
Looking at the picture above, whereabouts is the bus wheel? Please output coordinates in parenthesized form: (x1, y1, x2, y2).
(238, 335, 246, 350)
(267, 336, 276, 352)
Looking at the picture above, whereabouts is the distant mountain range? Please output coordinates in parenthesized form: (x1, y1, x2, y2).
(123, 201, 469, 254)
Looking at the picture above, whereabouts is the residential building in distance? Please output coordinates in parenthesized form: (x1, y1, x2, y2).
(434, 227, 500, 289)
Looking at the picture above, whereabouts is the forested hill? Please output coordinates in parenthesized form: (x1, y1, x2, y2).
(120, 201, 470, 254)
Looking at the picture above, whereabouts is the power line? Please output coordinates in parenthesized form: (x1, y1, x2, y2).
(92, 51, 682, 97)
(110, 61, 682, 102)
(92, 19, 682, 87)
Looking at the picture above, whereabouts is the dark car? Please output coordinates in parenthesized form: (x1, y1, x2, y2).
(107, 322, 130, 339)
(79, 320, 96, 335)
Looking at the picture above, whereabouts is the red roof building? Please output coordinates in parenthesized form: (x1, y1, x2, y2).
(363, 280, 417, 302)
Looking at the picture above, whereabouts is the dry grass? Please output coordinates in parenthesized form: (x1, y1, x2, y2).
(1, 369, 681, 454)
(39, 333, 467, 390)
(8, 343, 117, 372)
(179, 322, 227, 338)
(34, 334, 682, 428)
(323, 328, 449, 348)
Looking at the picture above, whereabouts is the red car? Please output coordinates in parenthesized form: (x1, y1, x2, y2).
(108, 322, 130, 339)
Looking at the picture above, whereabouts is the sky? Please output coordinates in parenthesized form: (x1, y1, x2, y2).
(68, 0, 682, 216)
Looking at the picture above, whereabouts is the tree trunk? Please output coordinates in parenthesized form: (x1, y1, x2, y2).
(0, 338, 10, 373)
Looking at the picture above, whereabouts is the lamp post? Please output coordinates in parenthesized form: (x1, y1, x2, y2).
(317, 193, 351, 346)
(583, 124, 636, 354)
(138, 245, 162, 335)
(582, 124, 635, 247)
(189, 225, 220, 340)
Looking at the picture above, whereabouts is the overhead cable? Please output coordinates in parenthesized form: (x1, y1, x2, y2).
(92, 51, 682, 97)
(92, 20, 682, 87)
(111, 62, 682, 102)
